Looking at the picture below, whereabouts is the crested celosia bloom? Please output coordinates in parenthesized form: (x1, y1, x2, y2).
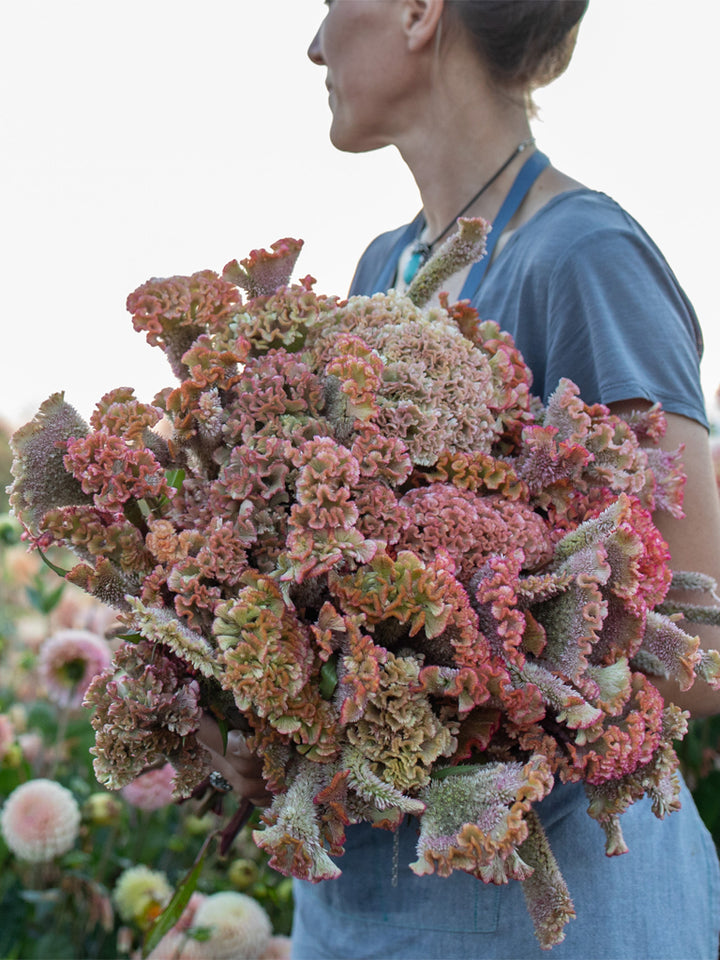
(1, 778, 81, 862)
(112, 864, 172, 928)
(10, 225, 720, 949)
(38, 628, 112, 708)
(120, 762, 176, 812)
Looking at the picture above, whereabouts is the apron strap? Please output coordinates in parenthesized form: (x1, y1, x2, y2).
(460, 150, 550, 299)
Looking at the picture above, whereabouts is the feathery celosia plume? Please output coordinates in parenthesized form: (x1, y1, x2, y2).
(1, 778, 81, 862)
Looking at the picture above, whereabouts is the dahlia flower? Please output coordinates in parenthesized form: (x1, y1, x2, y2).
(147, 891, 272, 960)
(84, 791, 124, 826)
(121, 762, 176, 811)
(38, 627, 112, 708)
(261, 936, 293, 960)
(0, 714, 16, 759)
(186, 891, 272, 960)
(1, 778, 80, 862)
(112, 864, 172, 928)
(10, 225, 720, 949)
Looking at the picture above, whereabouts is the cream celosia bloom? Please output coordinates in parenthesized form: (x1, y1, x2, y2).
(113, 865, 172, 928)
(1, 778, 80, 862)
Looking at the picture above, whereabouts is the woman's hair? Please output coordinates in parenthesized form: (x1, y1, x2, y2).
(444, 1, 589, 107)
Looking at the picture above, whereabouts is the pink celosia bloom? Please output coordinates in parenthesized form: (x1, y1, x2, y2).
(121, 763, 176, 812)
(38, 628, 112, 708)
(1, 778, 81, 862)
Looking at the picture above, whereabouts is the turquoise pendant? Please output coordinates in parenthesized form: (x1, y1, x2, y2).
(403, 242, 431, 286)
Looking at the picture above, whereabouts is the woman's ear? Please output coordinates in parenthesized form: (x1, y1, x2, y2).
(401, 0, 445, 53)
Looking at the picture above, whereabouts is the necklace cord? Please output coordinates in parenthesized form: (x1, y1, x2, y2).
(406, 137, 536, 282)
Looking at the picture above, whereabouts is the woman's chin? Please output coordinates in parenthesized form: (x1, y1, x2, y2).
(329, 121, 387, 155)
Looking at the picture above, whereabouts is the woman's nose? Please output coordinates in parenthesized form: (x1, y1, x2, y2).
(307, 27, 325, 65)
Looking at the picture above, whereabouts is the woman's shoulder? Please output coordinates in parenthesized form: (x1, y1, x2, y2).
(515, 187, 654, 253)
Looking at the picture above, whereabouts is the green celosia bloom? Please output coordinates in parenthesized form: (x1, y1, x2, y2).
(9, 227, 720, 950)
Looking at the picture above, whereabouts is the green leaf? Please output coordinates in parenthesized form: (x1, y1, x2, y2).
(36, 546, 70, 578)
(319, 655, 338, 700)
(218, 717, 229, 755)
(142, 833, 215, 958)
(116, 633, 144, 644)
(430, 764, 479, 780)
(166, 468, 186, 490)
(39, 581, 66, 614)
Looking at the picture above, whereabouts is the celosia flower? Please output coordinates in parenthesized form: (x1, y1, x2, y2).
(11, 233, 718, 952)
(38, 628, 112, 708)
(1, 778, 81, 862)
(113, 864, 172, 928)
(83, 639, 208, 796)
(121, 762, 176, 812)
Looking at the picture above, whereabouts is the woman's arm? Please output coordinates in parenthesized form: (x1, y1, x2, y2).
(609, 400, 720, 717)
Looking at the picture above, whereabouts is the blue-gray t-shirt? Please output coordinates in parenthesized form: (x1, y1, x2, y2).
(349, 189, 708, 427)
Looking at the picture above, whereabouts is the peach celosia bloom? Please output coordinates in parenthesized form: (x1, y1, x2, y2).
(38, 628, 112, 708)
(121, 763, 176, 812)
(1, 778, 80, 862)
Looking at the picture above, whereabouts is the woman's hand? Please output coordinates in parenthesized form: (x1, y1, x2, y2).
(197, 713, 272, 807)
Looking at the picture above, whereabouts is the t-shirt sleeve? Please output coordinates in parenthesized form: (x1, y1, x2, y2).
(544, 225, 708, 427)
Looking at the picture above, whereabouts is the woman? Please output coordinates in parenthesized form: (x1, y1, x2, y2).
(203, 2, 720, 956)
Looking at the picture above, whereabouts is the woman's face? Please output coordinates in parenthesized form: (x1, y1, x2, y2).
(308, 0, 421, 153)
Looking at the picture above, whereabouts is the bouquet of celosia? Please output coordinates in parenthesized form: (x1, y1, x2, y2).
(9, 221, 720, 948)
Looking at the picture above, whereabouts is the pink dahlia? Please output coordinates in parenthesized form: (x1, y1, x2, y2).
(261, 936, 292, 959)
(38, 628, 112, 708)
(121, 763, 176, 812)
(1, 778, 81, 862)
(0, 714, 16, 759)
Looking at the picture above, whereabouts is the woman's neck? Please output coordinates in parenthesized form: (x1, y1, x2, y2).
(391, 43, 534, 238)
(399, 111, 534, 240)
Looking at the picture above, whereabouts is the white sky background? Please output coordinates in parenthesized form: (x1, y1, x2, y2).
(1, 0, 718, 430)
